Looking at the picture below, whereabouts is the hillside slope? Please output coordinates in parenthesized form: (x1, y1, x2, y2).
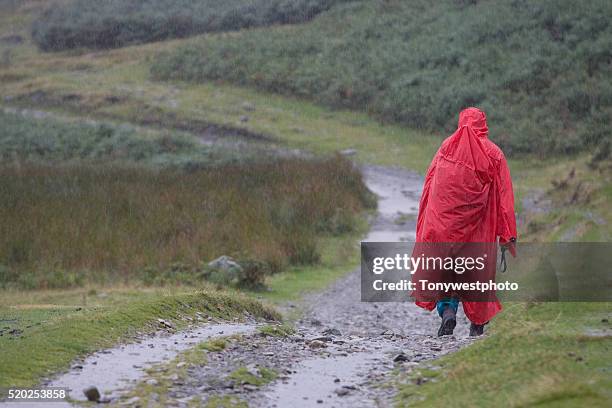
(152, 0, 612, 156)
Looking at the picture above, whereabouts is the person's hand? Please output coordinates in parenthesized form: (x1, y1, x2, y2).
(500, 237, 516, 257)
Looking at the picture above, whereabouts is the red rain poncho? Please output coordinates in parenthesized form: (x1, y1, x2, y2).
(413, 107, 517, 324)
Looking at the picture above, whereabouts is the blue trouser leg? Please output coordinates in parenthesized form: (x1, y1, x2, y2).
(436, 298, 459, 317)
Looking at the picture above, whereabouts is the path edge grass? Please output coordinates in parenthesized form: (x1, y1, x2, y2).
(395, 302, 612, 407)
(0, 289, 279, 389)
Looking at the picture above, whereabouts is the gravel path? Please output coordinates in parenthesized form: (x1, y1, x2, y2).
(123, 165, 476, 408)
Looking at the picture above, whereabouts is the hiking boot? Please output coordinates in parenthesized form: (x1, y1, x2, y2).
(469, 322, 487, 336)
(437, 306, 456, 337)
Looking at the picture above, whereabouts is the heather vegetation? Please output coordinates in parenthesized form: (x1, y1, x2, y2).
(31, 0, 355, 51)
(0, 156, 373, 290)
(152, 0, 612, 156)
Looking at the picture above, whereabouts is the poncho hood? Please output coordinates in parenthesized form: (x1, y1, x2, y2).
(458, 107, 488, 138)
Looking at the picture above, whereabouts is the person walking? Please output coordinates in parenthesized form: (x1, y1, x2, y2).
(412, 107, 517, 336)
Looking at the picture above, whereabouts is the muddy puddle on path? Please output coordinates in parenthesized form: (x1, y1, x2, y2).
(0, 323, 259, 408)
(49, 323, 259, 402)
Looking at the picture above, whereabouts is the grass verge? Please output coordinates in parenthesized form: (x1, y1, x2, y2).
(258, 324, 295, 338)
(0, 287, 278, 388)
(396, 302, 611, 407)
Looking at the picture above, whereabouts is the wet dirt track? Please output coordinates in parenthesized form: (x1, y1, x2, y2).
(139, 166, 475, 408)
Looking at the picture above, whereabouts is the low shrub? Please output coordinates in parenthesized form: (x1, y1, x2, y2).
(31, 0, 357, 51)
(236, 258, 271, 289)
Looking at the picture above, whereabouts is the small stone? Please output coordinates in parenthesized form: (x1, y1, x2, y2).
(335, 388, 350, 396)
(334, 378, 341, 383)
(83, 386, 100, 402)
(317, 399, 323, 404)
(323, 328, 342, 336)
(8, 328, 22, 336)
(146, 379, 158, 386)
(239, 115, 249, 123)
(393, 353, 409, 362)
(176, 362, 186, 368)
(244, 364, 259, 376)
(308, 340, 327, 349)
(157, 318, 175, 330)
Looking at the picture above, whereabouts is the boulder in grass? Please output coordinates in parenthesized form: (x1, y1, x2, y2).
(204, 256, 243, 285)
(207, 256, 243, 273)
